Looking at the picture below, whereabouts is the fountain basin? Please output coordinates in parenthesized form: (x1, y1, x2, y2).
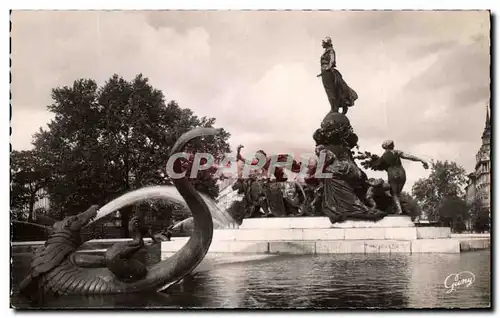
(161, 216, 489, 255)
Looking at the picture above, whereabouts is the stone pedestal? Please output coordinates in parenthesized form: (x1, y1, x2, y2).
(238, 215, 415, 229)
(161, 216, 460, 255)
(331, 215, 415, 228)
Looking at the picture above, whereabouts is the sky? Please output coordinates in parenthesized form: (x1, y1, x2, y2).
(10, 10, 490, 192)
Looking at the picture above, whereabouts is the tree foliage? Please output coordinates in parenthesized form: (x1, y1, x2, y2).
(10, 150, 51, 220)
(412, 160, 467, 222)
(31, 74, 230, 236)
(469, 197, 490, 233)
(437, 196, 468, 233)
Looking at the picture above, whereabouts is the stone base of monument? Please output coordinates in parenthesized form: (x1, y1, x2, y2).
(161, 216, 462, 256)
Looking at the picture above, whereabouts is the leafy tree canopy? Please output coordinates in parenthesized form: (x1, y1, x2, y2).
(28, 74, 230, 236)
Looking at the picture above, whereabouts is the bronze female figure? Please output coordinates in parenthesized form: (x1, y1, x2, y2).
(318, 37, 358, 114)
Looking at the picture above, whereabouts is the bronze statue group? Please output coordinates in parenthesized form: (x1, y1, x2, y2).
(17, 38, 433, 300)
(231, 36, 429, 223)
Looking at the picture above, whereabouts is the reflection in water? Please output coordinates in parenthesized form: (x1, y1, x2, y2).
(11, 252, 490, 309)
(196, 255, 411, 308)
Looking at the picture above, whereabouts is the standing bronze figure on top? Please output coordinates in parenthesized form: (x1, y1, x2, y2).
(317, 37, 358, 115)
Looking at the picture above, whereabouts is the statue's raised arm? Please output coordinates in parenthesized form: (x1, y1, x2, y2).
(398, 151, 429, 169)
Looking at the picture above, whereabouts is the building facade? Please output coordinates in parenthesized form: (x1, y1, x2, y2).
(33, 188, 50, 212)
(465, 105, 491, 211)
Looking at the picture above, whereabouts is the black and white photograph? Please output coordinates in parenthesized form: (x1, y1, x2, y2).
(8, 8, 492, 310)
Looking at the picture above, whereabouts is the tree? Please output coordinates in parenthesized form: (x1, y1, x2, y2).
(33, 74, 230, 236)
(10, 150, 51, 221)
(473, 207, 490, 233)
(412, 160, 467, 222)
(33, 78, 105, 217)
(469, 197, 490, 233)
(412, 160, 468, 230)
(438, 196, 468, 233)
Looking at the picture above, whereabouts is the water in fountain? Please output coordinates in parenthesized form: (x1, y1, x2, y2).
(169, 191, 239, 230)
(199, 192, 238, 228)
(93, 185, 238, 228)
(171, 215, 227, 232)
